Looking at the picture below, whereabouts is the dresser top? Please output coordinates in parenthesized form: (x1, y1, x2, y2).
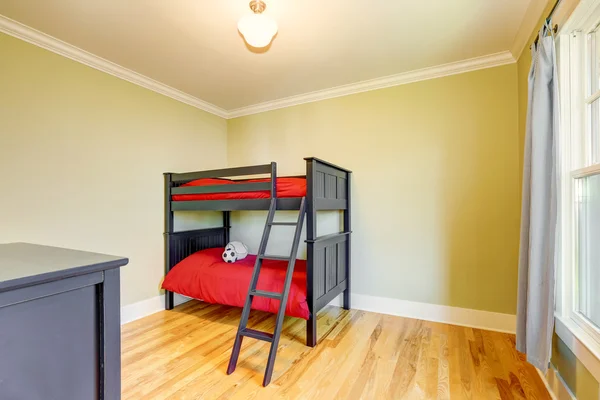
(0, 243, 128, 292)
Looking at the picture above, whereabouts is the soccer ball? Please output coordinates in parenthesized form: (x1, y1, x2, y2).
(222, 245, 238, 263)
(222, 241, 249, 263)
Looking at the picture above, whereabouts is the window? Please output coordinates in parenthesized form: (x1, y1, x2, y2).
(558, 0, 600, 348)
(575, 174, 600, 328)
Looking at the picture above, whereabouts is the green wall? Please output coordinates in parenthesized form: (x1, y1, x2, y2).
(0, 32, 228, 306)
(228, 64, 521, 315)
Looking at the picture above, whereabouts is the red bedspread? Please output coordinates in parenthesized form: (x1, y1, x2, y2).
(172, 177, 306, 201)
(161, 248, 310, 319)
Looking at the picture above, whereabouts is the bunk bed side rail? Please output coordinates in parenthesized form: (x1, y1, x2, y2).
(171, 198, 301, 212)
(171, 181, 271, 196)
(168, 162, 278, 205)
(170, 163, 274, 183)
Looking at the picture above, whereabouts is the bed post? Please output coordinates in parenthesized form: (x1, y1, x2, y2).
(223, 211, 231, 244)
(164, 172, 175, 311)
(305, 160, 317, 347)
(343, 172, 352, 310)
(270, 161, 277, 198)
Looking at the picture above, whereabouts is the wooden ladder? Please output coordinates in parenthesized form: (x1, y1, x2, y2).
(226, 197, 307, 387)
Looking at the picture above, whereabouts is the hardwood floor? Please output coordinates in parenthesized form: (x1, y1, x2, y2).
(121, 301, 551, 399)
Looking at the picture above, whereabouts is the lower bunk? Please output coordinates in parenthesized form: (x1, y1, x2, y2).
(162, 247, 310, 319)
(163, 227, 349, 347)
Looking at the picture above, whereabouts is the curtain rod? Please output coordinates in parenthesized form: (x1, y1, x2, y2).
(534, 0, 562, 46)
(546, 0, 563, 20)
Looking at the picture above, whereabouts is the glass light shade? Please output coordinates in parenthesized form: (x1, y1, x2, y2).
(238, 13, 278, 48)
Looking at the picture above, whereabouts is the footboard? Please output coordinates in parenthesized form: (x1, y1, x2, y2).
(308, 232, 351, 310)
(305, 157, 352, 346)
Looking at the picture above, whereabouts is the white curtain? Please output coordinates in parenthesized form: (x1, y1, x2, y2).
(516, 22, 559, 373)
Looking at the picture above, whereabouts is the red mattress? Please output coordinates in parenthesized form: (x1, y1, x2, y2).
(172, 177, 306, 201)
(161, 248, 310, 319)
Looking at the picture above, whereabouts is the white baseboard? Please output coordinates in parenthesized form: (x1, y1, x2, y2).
(120, 293, 191, 324)
(540, 365, 576, 400)
(329, 293, 516, 333)
(122, 292, 516, 334)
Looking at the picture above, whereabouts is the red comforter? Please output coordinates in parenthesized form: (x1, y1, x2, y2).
(172, 177, 306, 201)
(161, 248, 310, 319)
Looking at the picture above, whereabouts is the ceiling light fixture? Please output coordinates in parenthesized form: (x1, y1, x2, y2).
(238, 0, 278, 48)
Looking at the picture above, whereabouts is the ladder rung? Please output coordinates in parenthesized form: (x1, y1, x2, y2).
(239, 328, 274, 342)
(259, 255, 290, 261)
(269, 222, 297, 226)
(250, 290, 282, 299)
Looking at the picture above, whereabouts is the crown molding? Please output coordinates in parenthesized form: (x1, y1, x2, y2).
(226, 51, 516, 118)
(1, 14, 518, 120)
(0, 15, 228, 118)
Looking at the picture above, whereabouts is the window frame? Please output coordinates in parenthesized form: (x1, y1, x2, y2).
(557, 0, 600, 369)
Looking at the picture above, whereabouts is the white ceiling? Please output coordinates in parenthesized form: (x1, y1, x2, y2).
(0, 0, 533, 112)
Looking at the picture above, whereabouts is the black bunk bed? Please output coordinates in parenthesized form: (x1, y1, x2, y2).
(163, 157, 351, 347)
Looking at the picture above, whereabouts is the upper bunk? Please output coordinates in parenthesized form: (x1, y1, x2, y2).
(164, 157, 351, 212)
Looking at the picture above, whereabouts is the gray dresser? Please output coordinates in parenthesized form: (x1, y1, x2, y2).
(0, 243, 128, 400)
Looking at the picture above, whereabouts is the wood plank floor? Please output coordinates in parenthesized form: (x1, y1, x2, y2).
(121, 301, 551, 399)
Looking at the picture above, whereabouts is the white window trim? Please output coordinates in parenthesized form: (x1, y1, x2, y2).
(556, 0, 600, 384)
